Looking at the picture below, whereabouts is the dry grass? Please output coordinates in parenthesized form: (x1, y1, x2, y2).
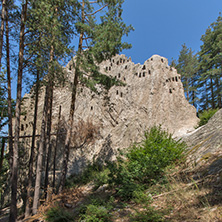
(150, 153, 222, 222)
(21, 152, 222, 222)
(22, 187, 85, 222)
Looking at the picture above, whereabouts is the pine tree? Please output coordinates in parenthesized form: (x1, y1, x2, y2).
(59, 0, 133, 191)
(176, 44, 199, 106)
(30, 0, 79, 214)
(199, 14, 222, 110)
(10, 1, 28, 221)
(0, 0, 6, 73)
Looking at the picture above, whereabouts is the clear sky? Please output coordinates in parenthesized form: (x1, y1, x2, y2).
(121, 0, 221, 64)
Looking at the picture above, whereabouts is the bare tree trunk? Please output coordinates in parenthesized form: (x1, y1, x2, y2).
(0, 138, 5, 174)
(0, 0, 6, 72)
(216, 76, 222, 108)
(44, 80, 53, 199)
(53, 105, 61, 190)
(59, 0, 85, 192)
(210, 77, 215, 109)
(32, 45, 54, 215)
(5, 5, 13, 168)
(25, 70, 40, 217)
(10, 1, 28, 221)
(186, 77, 190, 102)
(32, 84, 49, 215)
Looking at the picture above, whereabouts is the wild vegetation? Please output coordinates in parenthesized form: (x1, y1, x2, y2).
(0, 1, 221, 221)
(32, 126, 221, 222)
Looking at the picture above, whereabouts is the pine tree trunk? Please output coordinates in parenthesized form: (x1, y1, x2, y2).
(25, 70, 40, 217)
(216, 76, 222, 108)
(210, 77, 215, 109)
(205, 81, 209, 110)
(186, 77, 190, 102)
(5, 5, 13, 169)
(0, 138, 5, 174)
(53, 105, 61, 190)
(9, 2, 27, 221)
(44, 81, 53, 199)
(59, 0, 85, 192)
(32, 83, 49, 215)
(0, 0, 6, 72)
(32, 45, 54, 215)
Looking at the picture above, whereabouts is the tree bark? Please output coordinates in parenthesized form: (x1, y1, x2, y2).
(210, 77, 215, 109)
(25, 70, 40, 217)
(0, 0, 6, 72)
(10, 1, 28, 221)
(59, 0, 85, 192)
(0, 138, 5, 174)
(216, 75, 222, 108)
(44, 78, 53, 199)
(53, 105, 61, 190)
(32, 83, 49, 215)
(5, 5, 13, 169)
(32, 45, 54, 215)
(186, 77, 190, 102)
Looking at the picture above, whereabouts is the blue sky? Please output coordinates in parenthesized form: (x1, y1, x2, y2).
(121, 0, 221, 64)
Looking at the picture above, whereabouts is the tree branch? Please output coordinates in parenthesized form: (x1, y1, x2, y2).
(87, 4, 108, 16)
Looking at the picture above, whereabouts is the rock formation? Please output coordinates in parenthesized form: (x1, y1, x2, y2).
(183, 108, 222, 170)
(19, 54, 199, 175)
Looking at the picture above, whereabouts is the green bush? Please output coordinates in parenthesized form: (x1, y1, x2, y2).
(66, 162, 106, 187)
(79, 196, 114, 222)
(45, 206, 74, 222)
(131, 206, 165, 222)
(79, 204, 111, 222)
(108, 126, 186, 200)
(93, 168, 110, 189)
(198, 108, 218, 127)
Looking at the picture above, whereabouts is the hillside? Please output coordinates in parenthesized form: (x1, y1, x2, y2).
(20, 109, 222, 222)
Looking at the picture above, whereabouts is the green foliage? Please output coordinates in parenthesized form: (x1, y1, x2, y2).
(79, 196, 114, 222)
(132, 190, 152, 204)
(79, 204, 111, 222)
(0, 72, 8, 132)
(131, 206, 165, 222)
(198, 108, 218, 127)
(93, 168, 110, 189)
(45, 206, 74, 222)
(108, 126, 186, 200)
(176, 43, 199, 106)
(198, 15, 222, 110)
(66, 162, 109, 188)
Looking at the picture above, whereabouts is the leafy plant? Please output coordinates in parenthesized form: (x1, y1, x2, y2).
(45, 206, 74, 222)
(93, 168, 110, 190)
(66, 162, 106, 187)
(131, 206, 165, 222)
(79, 196, 114, 222)
(108, 126, 186, 200)
(198, 108, 218, 127)
(79, 204, 111, 222)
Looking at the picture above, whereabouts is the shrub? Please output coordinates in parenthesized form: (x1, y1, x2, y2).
(45, 206, 74, 222)
(198, 108, 218, 127)
(79, 196, 114, 222)
(131, 206, 164, 222)
(108, 126, 186, 200)
(66, 162, 105, 187)
(93, 168, 110, 189)
(79, 204, 111, 222)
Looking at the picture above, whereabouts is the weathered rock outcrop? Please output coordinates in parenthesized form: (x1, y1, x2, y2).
(20, 54, 198, 175)
(183, 108, 222, 170)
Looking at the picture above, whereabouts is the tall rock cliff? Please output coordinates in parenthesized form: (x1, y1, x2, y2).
(20, 54, 198, 175)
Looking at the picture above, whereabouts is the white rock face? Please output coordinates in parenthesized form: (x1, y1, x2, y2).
(20, 54, 199, 175)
